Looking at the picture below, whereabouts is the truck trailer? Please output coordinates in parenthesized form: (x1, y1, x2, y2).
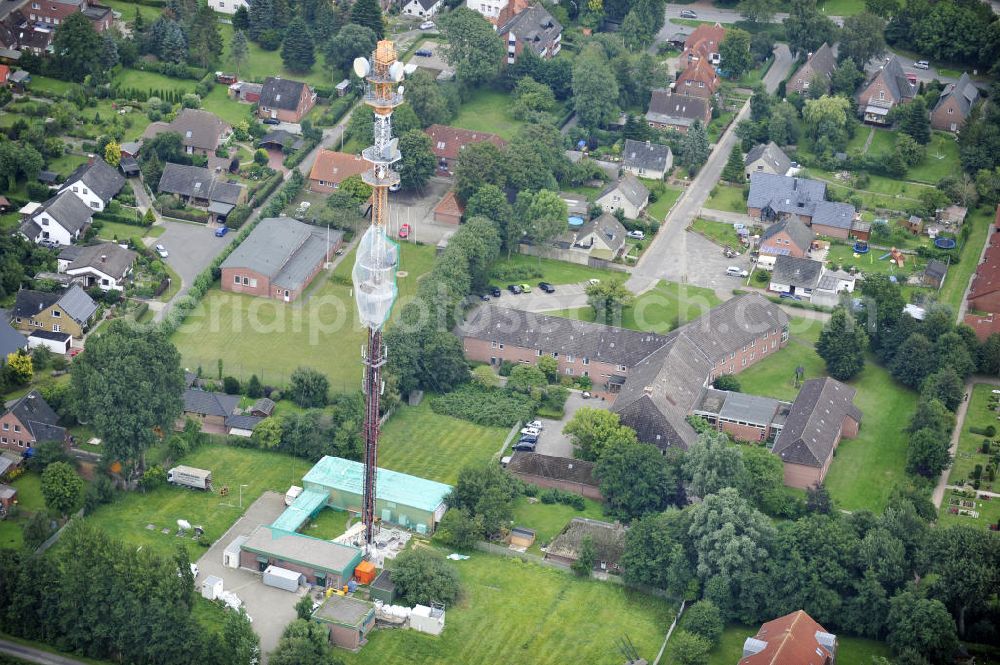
(168, 466, 213, 491)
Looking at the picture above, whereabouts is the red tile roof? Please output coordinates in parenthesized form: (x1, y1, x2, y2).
(676, 57, 719, 93)
(964, 312, 1000, 341)
(683, 22, 725, 62)
(424, 125, 507, 162)
(968, 230, 1000, 302)
(434, 190, 464, 216)
(308, 149, 368, 185)
(739, 610, 835, 665)
(0, 65, 9, 84)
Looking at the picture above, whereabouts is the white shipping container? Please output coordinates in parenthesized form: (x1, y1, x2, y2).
(262, 565, 303, 592)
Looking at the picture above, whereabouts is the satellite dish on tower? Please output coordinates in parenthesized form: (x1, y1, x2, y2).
(353, 57, 371, 79)
(381, 137, 399, 161)
(389, 61, 405, 82)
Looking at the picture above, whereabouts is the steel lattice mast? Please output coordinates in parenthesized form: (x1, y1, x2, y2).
(352, 41, 404, 550)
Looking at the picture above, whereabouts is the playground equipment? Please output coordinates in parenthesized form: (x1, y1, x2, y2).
(890, 247, 905, 267)
(935, 237, 957, 250)
(853, 241, 869, 254)
(568, 216, 584, 229)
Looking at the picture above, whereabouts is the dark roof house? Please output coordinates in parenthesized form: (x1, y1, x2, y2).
(259, 77, 309, 112)
(497, 4, 562, 59)
(157, 163, 246, 208)
(182, 389, 240, 419)
(645, 89, 710, 130)
(745, 142, 793, 178)
(0, 311, 27, 361)
(760, 216, 814, 256)
(4, 390, 66, 444)
(931, 72, 980, 132)
(170, 109, 231, 153)
(771, 255, 823, 291)
(747, 173, 826, 218)
(61, 157, 125, 205)
(621, 139, 672, 178)
(13, 285, 97, 326)
(787, 42, 836, 95)
(506, 452, 599, 489)
(772, 377, 861, 469)
(545, 518, 627, 570)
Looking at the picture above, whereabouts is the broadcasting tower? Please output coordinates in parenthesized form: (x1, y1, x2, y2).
(351, 41, 404, 550)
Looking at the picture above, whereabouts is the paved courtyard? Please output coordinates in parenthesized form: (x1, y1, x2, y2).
(156, 220, 236, 300)
(193, 492, 304, 658)
(533, 391, 612, 458)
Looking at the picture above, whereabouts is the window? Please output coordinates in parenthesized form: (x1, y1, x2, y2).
(242, 277, 249, 285)
(13, 425, 20, 433)
(551, 352, 558, 358)
(0, 437, 5, 444)
(879, 90, 885, 100)
(249, 278, 257, 288)
(948, 108, 954, 114)
(742, 344, 747, 352)
(18, 440, 25, 448)
(437, 141, 445, 150)
(499, 343, 504, 350)
(583, 371, 589, 377)
(91, 202, 98, 209)
(582, 357, 589, 365)
(51, 309, 60, 318)
(730, 351, 735, 359)
(772, 340, 777, 349)
(31, 2, 39, 7)
(741, 357, 747, 367)
(617, 364, 627, 372)
(565, 368, 573, 375)
(72, 186, 78, 192)
(53, 324, 60, 332)
(234, 275, 241, 284)
(536, 350, 542, 357)
(491, 340, 497, 349)
(1, 423, 7, 431)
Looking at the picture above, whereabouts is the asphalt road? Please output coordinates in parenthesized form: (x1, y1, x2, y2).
(0, 639, 89, 665)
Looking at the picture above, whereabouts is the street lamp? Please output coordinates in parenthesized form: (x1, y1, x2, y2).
(239, 484, 248, 509)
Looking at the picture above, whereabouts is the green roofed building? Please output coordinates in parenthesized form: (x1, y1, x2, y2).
(313, 595, 377, 651)
(239, 524, 364, 589)
(293, 455, 452, 535)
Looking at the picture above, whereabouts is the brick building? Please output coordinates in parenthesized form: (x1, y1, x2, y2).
(740, 610, 837, 665)
(257, 77, 316, 123)
(786, 42, 836, 96)
(645, 89, 711, 133)
(675, 57, 719, 99)
(758, 216, 814, 267)
(308, 150, 368, 193)
(931, 72, 980, 133)
(239, 524, 363, 588)
(967, 226, 1000, 314)
(497, 4, 561, 65)
(680, 22, 724, 69)
(424, 124, 506, 173)
(505, 452, 603, 500)
(0, 390, 67, 453)
(857, 56, 916, 125)
(692, 389, 790, 443)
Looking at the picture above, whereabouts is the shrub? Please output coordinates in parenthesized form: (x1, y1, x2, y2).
(391, 548, 461, 607)
(431, 385, 535, 427)
(491, 264, 543, 282)
(970, 425, 996, 437)
(712, 375, 741, 392)
(222, 376, 241, 395)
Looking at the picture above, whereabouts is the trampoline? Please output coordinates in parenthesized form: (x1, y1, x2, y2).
(935, 237, 957, 249)
(568, 216, 585, 229)
(853, 241, 869, 254)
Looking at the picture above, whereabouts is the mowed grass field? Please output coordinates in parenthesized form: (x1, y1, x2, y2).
(510, 496, 605, 554)
(938, 206, 993, 312)
(703, 184, 746, 213)
(552, 280, 721, 334)
(947, 383, 998, 486)
(491, 254, 625, 286)
(451, 89, 533, 141)
(341, 550, 677, 665)
(673, 624, 889, 665)
(645, 185, 684, 221)
(737, 317, 918, 513)
(378, 401, 509, 485)
(691, 218, 746, 254)
(170, 242, 436, 390)
(83, 445, 312, 558)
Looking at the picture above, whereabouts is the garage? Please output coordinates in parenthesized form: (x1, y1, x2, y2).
(27, 330, 71, 354)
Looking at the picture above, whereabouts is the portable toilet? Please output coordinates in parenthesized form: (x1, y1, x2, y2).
(354, 560, 376, 585)
(201, 575, 223, 600)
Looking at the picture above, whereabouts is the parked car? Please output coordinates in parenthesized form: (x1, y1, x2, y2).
(520, 427, 541, 436)
(415, 49, 433, 57)
(914, 60, 930, 69)
(507, 284, 523, 294)
(419, 20, 435, 29)
(389, 182, 401, 192)
(581, 391, 592, 399)
(490, 286, 502, 297)
(480, 294, 490, 302)
(518, 434, 539, 444)
(215, 226, 229, 237)
(679, 9, 697, 18)
(520, 284, 532, 293)
(513, 441, 537, 452)
(588, 278, 600, 285)
(262, 118, 280, 125)
(538, 282, 555, 293)
(526, 420, 543, 429)
(155, 244, 169, 258)
(626, 230, 645, 239)
(398, 223, 411, 238)
(725, 266, 748, 277)
(779, 292, 802, 301)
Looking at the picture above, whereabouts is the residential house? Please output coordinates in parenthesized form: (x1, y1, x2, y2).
(0, 311, 27, 360)
(0, 0, 110, 55)
(257, 77, 316, 124)
(691, 388, 789, 444)
(57, 242, 137, 292)
(258, 129, 304, 154)
(681, 22, 724, 69)
(230, 81, 262, 104)
(466, 0, 526, 23)
(786, 42, 836, 96)
(433, 190, 464, 225)
(596, 174, 649, 219)
(59, 156, 125, 211)
(308, 150, 369, 193)
(220, 216, 343, 302)
(12, 284, 97, 339)
(497, 4, 561, 65)
(0, 390, 67, 453)
(505, 452, 602, 500)
(744, 142, 793, 180)
(207, 0, 247, 14)
(740, 610, 837, 665)
(771, 377, 861, 489)
(758, 216, 814, 269)
(769, 255, 823, 299)
(810, 269, 856, 308)
(544, 518, 626, 573)
(747, 173, 826, 223)
(675, 57, 719, 99)
(931, 73, 980, 132)
(545, 212, 628, 263)
(810, 200, 858, 239)
(424, 124, 507, 172)
(923, 259, 948, 289)
(18, 191, 93, 246)
(968, 232, 1000, 313)
(857, 56, 916, 125)
(621, 139, 672, 180)
(179, 388, 243, 434)
(157, 163, 247, 223)
(964, 312, 1000, 342)
(169, 109, 232, 156)
(645, 89, 711, 133)
(401, 0, 441, 17)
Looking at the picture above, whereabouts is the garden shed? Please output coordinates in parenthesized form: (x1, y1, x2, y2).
(369, 569, 396, 604)
(313, 595, 376, 651)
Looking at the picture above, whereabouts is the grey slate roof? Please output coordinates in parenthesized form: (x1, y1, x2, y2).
(871, 56, 916, 103)
(792, 42, 836, 84)
(18, 219, 41, 241)
(6, 390, 65, 443)
(773, 377, 861, 468)
(170, 109, 230, 152)
(506, 452, 598, 487)
(598, 173, 649, 210)
(816, 269, 854, 292)
(226, 414, 264, 430)
(158, 163, 245, 205)
(258, 130, 305, 151)
(771, 255, 823, 289)
(718, 391, 780, 426)
(934, 72, 979, 119)
(761, 216, 813, 254)
(925, 259, 948, 281)
(498, 5, 562, 57)
(182, 389, 240, 418)
(13, 290, 60, 320)
(747, 173, 826, 216)
(14, 285, 96, 325)
(251, 397, 276, 416)
(0, 312, 27, 360)
(622, 139, 671, 174)
(61, 158, 125, 204)
(220, 217, 342, 292)
(811, 201, 856, 230)
(745, 141, 792, 176)
(57, 285, 98, 324)
(645, 90, 708, 127)
(35, 191, 94, 234)
(573, 213, 627, 254)
(63, 242, 136, 281)
(260, 77, 308, 111)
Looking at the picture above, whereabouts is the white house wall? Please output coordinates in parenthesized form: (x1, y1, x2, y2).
(33, 211, 78, 246)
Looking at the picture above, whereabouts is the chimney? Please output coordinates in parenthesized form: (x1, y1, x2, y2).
(643, 386, 653, 395)
(100, 254, 107, 263)
(87, 154, 95, 166)
(645, 140, 651, 147)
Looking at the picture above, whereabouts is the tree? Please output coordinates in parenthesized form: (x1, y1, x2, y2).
(887, 592, 958, 665)
(280, 17, 314, 73)
(679, 600, 724, 645)
(447, 463, 520, 538)
(783, 0, 837, 55)
(683, 430, 746, 499)
(188, 3, 223, 67)
(670, 630, 711, 665)
(895, 133, 926, 167)
(527, 189, 568, 248)
(465, 184, 512, 244)
(737, 0, 778, 23)
(596, 442, 682, 521)
(52, 13, 101, 82)
(907, 427, 951, 477)
(349, 0, 384, 39)
(324, 23, 377, 75)
(816, 308, 868, 380)
(921, 368, 964, 412)
(980, 333, 1000, 375)
(721, 146, 745, 184)
(681, 121, 710, 172)
(270, 620, 338, 665)
(103, 140, 121, 167)
(934, 331, 976, 378)
(438, 8, 502, 88)
(585, 279, 634, 325)
(564, 408, 638, 461)
(571, 535, 597, 576)
(741, 446, 790, 516)
(470, 365, 500, 390)
(397, 130, 435, 191)
(245, 374, 263, 398)
(897, 96, 931, 144)
(803, 95, 851, 141)
(908, 398, 954, 437)
(230, 30, 249, 77)
(251, 416, 281, 449)
(922, 525, 1000, 637)
(221, 608, 260, 665)
(865, 0, 900, 17)
(719, 28, 752, 79)
(41, 461, 83, 518)
(21, 511, 53, 550)
(536, 355, 559, 384)
(435, 508, 483, 549)
(839, 12, 886, 66)
(831, 58, 866, 97)
(391, 548, 460, 606)
(889, 333, 935, 388)
(572, 44, 619, 129)
(454, 141, 507, 203)
(294, 595, 313, 621)
(232, 4, 250, 32)
(288, 367, 328, 407)
(806, 483, 832, 514)
(404, 71, 455, 128)
(247, 0, 273, 41)
(511, 76, 556, 120)
(71, 320, 184, 485)
(5, 352, 32, 384)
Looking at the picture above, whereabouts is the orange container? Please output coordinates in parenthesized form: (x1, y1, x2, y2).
(354, 560, 377, 585)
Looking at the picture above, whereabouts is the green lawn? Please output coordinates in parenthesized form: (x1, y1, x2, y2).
(47, 153, 90, 179)
(379, 400, 509, 485)
(704, 184, 746, 213)
(171, 242, 436, 390)
(451, 89, 534, 141)
(96, 220, 151, 243)
(552, 280, 721, 334)
(11, 472, 46, 513)
(645, 185, 684, 221)
(816, 0, 867, 14)
(510, 495, 605, 554)
(113, 69, 197, 97)
(690, 218, 745, 254)
(707, 110, 736, 143)
(938, 206, 993, 311)
(218, 23, 334, 88)
(100, 0, 161, 23)
(737, 319, 918, 513)
(938, 488, 1000, 530)
(825, 242, 923, 278)
(84, 444, 313, 558)
(907, 132, 963, 184)
(28, 75, 77, 96)
(491, 254, 624, 286)
(341, 551, 676, 665)
(680, 624, 889, 665)
(302, 504, 352, 540)
(866, 128, 897, 156)
(0, 520, 23, 549)
(200, 85, 255, 127)
(947, 384, 998, 488)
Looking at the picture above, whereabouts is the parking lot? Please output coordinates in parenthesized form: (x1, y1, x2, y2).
(522, 391, 613, 458)
(404, 40, 452, 79)
(156, 220, 236, 300)
(193, 492, 305, 656)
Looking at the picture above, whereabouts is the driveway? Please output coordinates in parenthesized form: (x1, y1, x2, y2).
(494, 283, 588, 312)
(385, 176, 455, 245)
(533, 391, 612, 458)
(193, 491, 304, 660)
(403, 40, 452, 78)
(157, 220, 236, 300)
